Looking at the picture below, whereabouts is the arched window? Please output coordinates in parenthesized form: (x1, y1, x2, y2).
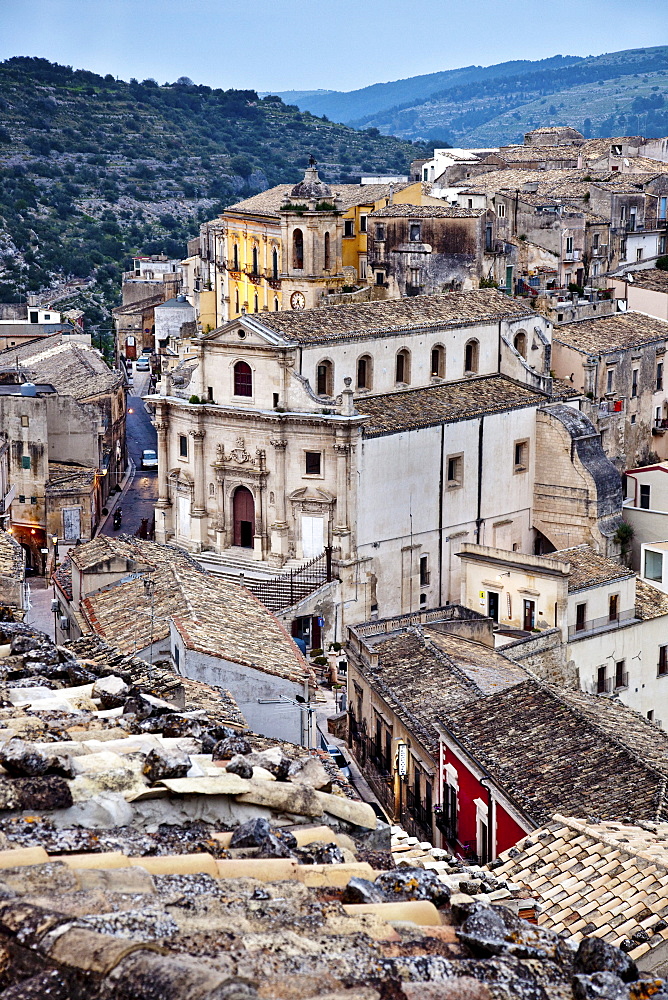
(514, 330, 527, 359)
(431, 345, 445, 378)
(254, 293, 258, 313)
(316, 359, 333, 396)
(235, 289, 240, 314)
(324, 232, 331, 270)
(274, 297, 279, 311)
(272, 247, 279, 280)
(252, 245, 259, 276)
(357, 354, 373, 390)
(233, 243, 239, 271)
(293, 229, 304, 269)
(464, 339, 479, 374)
(233, 360, 253, 397)
(395, 349, 411, 385)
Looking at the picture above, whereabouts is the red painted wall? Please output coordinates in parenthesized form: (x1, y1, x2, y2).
(443, 745, 530, 858)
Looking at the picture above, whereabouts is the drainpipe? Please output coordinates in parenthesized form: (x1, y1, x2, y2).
(438, 423, 444, 605)
(475, 416, 484, 543)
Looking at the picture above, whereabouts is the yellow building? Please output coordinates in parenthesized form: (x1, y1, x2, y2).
(189, 165, 424, 326)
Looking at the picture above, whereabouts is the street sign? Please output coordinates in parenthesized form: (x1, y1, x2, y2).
(317, 617, 325, 627)
(397, 743, 408, 777)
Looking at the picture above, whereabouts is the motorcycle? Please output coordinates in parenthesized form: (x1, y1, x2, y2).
(113, 508, 122, 530)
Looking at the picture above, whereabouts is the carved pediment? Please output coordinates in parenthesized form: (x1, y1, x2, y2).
(287, 486, 335, 508)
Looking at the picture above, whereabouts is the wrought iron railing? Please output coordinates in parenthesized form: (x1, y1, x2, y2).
(245, 547, 335, 613)
(568, 607, 637, 640)
(349, 729, 394, 816)
(402, 787, 433, 841)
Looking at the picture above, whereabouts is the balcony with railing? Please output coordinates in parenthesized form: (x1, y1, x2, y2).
(349, 728, 394, 817)
(401, 787, 434, 842)
(569, 607, 638, 640)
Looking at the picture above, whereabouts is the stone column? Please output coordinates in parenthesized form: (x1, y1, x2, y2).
(269, 438, 289, 566)
(333, 439, 351, 560)
(189, 429, 207, 551)
(154, 412, 171, 544)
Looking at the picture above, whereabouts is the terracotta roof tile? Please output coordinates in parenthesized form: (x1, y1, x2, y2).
(554, 311, 668, 354)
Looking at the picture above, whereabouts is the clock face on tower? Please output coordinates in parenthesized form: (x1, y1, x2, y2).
(290, 291, 306, 310)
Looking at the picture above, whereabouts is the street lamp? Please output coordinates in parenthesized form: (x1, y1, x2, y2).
(51, 534, 59, 570)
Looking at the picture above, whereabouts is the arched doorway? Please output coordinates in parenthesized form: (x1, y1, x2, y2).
(233, 486, 255, 548)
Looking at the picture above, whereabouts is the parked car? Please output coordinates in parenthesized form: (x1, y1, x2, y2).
(135, 358, 150, 372)
(324, 744, 351, 779)
(141, 449, 158, 469)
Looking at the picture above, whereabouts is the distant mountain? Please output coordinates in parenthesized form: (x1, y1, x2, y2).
(276, 47, 668, 145)
(0, 57, 429, 342)
(271, 55, 583, 126)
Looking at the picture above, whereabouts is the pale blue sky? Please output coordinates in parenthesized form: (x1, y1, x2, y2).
(0, 0, 666, 93)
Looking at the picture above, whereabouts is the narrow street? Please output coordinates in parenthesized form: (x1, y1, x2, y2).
(102, 370, 158, 538)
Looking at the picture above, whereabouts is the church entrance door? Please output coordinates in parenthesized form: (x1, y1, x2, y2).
(233, 486, 255, 548)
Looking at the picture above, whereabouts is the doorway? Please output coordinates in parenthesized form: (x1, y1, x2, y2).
(233, 486, 255, 548)
(523, 599, 535, 631)
(487, 591, 499, 622)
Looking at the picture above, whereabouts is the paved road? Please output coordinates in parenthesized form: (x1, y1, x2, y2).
(102, 370, 158, 538)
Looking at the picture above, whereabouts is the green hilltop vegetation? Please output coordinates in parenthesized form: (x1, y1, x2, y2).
(0, 56, 430, 336)
(275, 46, 668, 145)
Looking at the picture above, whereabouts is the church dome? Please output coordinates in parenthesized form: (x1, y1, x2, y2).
(289, 158, 332, 201)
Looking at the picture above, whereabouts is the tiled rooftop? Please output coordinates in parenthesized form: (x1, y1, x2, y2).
(368, 204, 485, 218)
(554, 544, 633, 592)
(244, 288, 534, 345)
(46, 462, 97, 495)
(554, 311, 668, 353)
(0, 337, 123, 400)
(493, 814, 668, 962)
(71, 537, 309, 682)
(442, 678, 668, 826)
(635, 577, 668, 620)
(355, 627, 525, 756)
(356, 375, 547, 437)
(224, 181, 407, 218)
(625, 268, 668, 294)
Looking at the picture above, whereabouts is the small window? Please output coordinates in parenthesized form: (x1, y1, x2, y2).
(305, 451, 322, 476)
(29, 311, 38, 324)
(615, 659, 627, 689)
(575, 602, 587, 632)
(233, 360, 253, 397)
(606, 368, 614, 394)
(497, 203, 506, 218)
(235, 289, 240, 314)
(21, 455, 30, 470)
(253, 294, 258, 313)
(648, 709, 655, 722)
(395, 349, 411, 385)
(514, 331, 527, 359)
(20, 416, 29, 427)
(640, 484, 651, 509)
(632, 369, 638, 398)
(609, 593, 619, 622)
(293, 228, 304, 269)
(645, 549, 663, 582)
(233, 244, 239, 270)
(274, 297, 279, 311)
(620, 239, 627, 259)
(657, 362, 663, 393)
(464, 339, 479, 374)
(272, 247, 279, 280)
(566, 236, 574, 254)
(375, 223, 385, 241)
(359, 215, 367, 233)
(420, 554, 430, 586)
(447, 454, 463, 488)
(659, 645, 668, 676)
(359, 257, 367, 280)
(357, 355, 372, 390)
(316, 360, 333, 396)
(375, 271, 385, 286)
(344, 219, 354, 238)
(514, 440, 528, 472)
(324, 232, 331, 270)
(179, 434, 188, 458)
(409, 222, 421, 242)
(597, 665, 608, 694)
(637, 248, 644, 262)
(431, 345, 445, 378)
(252, 245, 259, 276)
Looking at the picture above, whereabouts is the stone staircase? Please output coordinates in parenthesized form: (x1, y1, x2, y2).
(196, 547, 335, 613)
(196, 548, 308, 583)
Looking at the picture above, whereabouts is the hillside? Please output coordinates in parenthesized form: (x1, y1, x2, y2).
(279, 47, 668, 144)
(0, 57, 428, 345)
(273, 55, 584, 127)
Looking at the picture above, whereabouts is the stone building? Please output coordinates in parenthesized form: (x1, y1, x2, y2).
(551, 311, 668, 468)
(113, 255, 182, 360)
(0, 335, 125, 572)
(0, 531, 25, 611)
(149, 289, 623, 643)
(365, 204, 494, 295)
